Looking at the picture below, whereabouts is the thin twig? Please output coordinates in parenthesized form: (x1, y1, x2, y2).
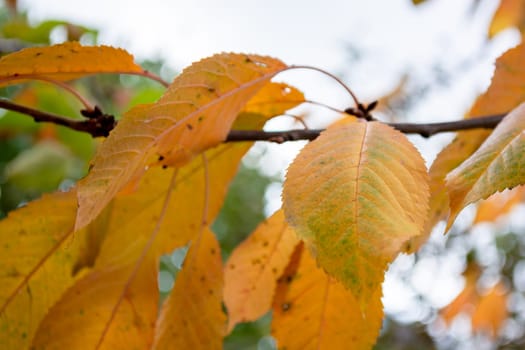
(0, 98, 114, 137)
(0, 98, 506, 140)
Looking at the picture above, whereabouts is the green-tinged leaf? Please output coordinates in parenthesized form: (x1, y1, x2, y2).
(153, 229, 225, 349)
(421, 41, 525, 236)
(271, 243, 384, 350)
(283, 117, 429, 304)
(76, 53, 287, 230)
(404, 130, 486, 252)
(0, 42, 143, 87)
(224, 210, 299, 332)
(446, 103, 525, 229)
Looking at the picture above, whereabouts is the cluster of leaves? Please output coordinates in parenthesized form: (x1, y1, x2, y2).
(0, 1, 524, 349)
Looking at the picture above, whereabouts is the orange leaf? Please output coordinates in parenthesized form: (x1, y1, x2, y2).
(224, 210, 299, 332)
(440, 265, 481, 324)
(0, 42, 143, 87)
(489, 0, 525, 38)
(32, 254, 158, 350)
(474, 186, 525, 224)
(283, 117, 429, 304)
(76, 53, 287, 230)
(446, 103, 525, 229)
(471, 283, 508, 338)
(423, 41, 525, 234)
(153, 229, 225, 349)
(271, 244, 384, 350)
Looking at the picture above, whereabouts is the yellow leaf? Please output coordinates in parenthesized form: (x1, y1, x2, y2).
(422, 42, 525, 234)
(474, 186, 525, 224)
(446, 103, 525, 229)
(271, 244, 383, 350)
(224, 210, 299, 332)
(32, 254, 158, 350)
(0, 42, 143, 87)
(241, 82, 304, 117)
(0, 191, 78, 349)
(25, 105, 274, 348)
(153, 229, 225, 349)
(471, 283, 508, 338)
(283, 117, 429, 303)
(404, 130, 487, 253)
(489, 0, 525, 38)
(76, 53, 287, 230)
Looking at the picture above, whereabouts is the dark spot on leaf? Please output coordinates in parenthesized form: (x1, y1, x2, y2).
(208, 289, 214, 295)
(57, 55, 64, 59)
(208, 87, 215, 93)
(200, 275, 206, 282)
(210, 248, 216, 255)
(272, 267, 278, 274)
(262, 241, 269, 247)
(198, 116, 204, 122)
(35, 52, 43, 56)
(252, 258, 261, 265)
(158, 155, 164, 161)
(281, 302, 291, 312)
(186, 124, 193, 130)
(245, 57, 252, 63)
(13, 73, 19, 77)
(229, 264, 235, 269)
(162, 165, 168, 169)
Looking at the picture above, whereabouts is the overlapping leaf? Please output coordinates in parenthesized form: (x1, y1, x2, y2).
(474, 186, 525, 224)
(224, 210, 299, 331)
(0, 42, 143, 87)
(32, 255, 158, 350)
(0, 191, 79, 349)
(271, 244, 383, 350)
(29, 142, 248, 348)
(76, 53, 287, 230)
(283, 117, 429, 303)
(446, 103, 525, 228)
(489, 0, 525, 38)
(425, 42, 525, 235)
(153, 229, 225, 350)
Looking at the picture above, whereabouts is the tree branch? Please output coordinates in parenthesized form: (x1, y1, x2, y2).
(0, 98, 115, 137)
(0, 98, 505, 141)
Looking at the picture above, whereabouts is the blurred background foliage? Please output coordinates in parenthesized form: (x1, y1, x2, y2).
(1, 0, 525, 349)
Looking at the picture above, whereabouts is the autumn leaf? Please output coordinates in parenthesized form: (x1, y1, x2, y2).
(283, 117, 429, 303)
(224, 210, 299, 332)
(17, 83, 299, 348)
(0, 42, 143, 87)
(489, 0, 525, 38)
(153, 229, 225, 349)
(440, 265, 508, 339)
(0, 191, 79, 349)
(422, 41, 525, 236)
(404, 130, 487, 253)
(473, 186, 525, 224)
(76, 53, 287, 230)
(271, 243, 384, 350)
(471, 283, 508, 338)
(32, 254, 158, 350)
(446, 103, 525, 229)
(440, 264, 481, 324)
